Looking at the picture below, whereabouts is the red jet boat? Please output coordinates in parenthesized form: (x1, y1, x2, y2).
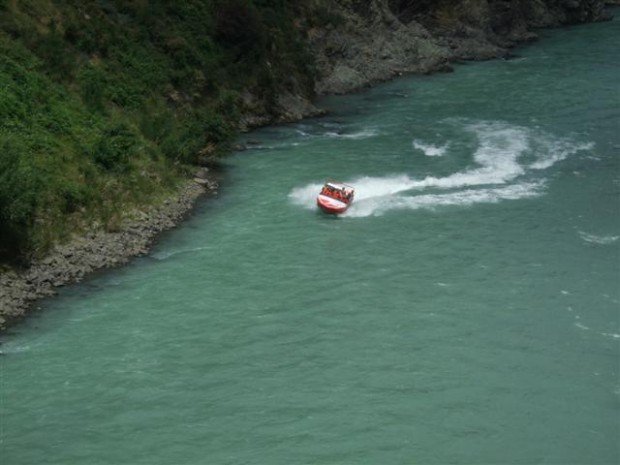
(317, 181, 355, 215)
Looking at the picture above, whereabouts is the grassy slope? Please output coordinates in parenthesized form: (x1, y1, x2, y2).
(0, 0, 316, 263)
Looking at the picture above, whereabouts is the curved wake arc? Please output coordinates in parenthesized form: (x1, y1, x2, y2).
(289, 121, 594, 218)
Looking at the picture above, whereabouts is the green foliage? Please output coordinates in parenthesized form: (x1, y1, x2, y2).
(138, 99, 175, 143)
(214, 0, 266, 55)
(0, 135, 41, 260)
(92, 123, 140, 172)
(78, 65, 107, 112)
(59, 181, 90, 214)
(34, 22, 75, 79)
(0, 0, 318, 263)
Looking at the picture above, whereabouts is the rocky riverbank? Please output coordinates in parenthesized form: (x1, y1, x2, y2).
(241, 0, 614, 124)
(308, 0, 613, 95)
(0, 171, 218, 329)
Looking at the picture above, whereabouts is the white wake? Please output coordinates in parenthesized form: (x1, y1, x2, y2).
(412, 140, 448, 157)
(578, 232, 619, 245)
(289, 121, 594, 217)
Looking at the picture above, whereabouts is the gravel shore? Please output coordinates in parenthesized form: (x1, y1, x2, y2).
(0, 174, 218, 329)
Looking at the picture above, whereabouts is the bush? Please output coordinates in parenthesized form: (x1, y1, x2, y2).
(35, 22, 76, 79)
(138, 100, 175, 143)
(91, 123, 140, 172)
(58, 181, 90, 214)
(78, 64, 107, 112)
(214, 0, 265, 53)
(0, 135, 40, 260)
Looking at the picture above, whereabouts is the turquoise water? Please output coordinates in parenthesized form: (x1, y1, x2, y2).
(2, 17, 619, 465)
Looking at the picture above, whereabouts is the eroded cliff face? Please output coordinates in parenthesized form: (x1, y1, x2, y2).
(307, 0, 449, 94)
(239, 0, 612, 126)
(307, 0, 611, 95)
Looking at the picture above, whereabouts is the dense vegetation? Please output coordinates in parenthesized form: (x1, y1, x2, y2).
(0, 0, 317, 263)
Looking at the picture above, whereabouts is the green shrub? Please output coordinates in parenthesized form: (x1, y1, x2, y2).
(214, 0, 265, 52)
(91, 123, 140, 172)
(138, 100, 175, 143)
(35, 22, 76, 79)
(58, 181, 90, 214)
(0, 135, 40, 260)
(78, 64, 107, 112)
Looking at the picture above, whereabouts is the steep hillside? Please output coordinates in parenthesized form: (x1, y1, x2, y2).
(0, 0, 316, 263)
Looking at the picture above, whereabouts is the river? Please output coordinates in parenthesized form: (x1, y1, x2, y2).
(1, 14, 619, 465)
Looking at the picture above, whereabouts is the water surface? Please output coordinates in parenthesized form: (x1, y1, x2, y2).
(2, 16, 619, 465)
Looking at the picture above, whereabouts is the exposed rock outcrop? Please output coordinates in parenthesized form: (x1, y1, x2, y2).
(308, 0, 612, 95)
(309, 1, 450, 95)
(239, 90, 326, 131)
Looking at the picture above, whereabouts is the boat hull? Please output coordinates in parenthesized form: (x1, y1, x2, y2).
(317, 194, 349, 214)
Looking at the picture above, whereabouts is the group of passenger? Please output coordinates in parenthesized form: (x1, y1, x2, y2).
(320, 185, 353, 203)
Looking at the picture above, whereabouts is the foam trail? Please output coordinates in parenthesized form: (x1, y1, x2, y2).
(324, 129, 379, 140)
(152, 246, 211, 260)
(289, 121, 592, 217)
(347, 174, 419, 200)
(530, 140, 595, 169)
(578, 232, 619, 245)
(413, 140, 448, 157)
(403, 122, 529, 190)
(289, 182, 327, 209)
(290, 123, 532, 212)
(373, 123, 529, 191)
(345, 182, 544, 217)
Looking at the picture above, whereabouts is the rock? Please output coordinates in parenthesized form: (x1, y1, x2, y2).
(309, 0, 611, 95)
(195, 167, 210, 179)
(275, 92, 326, 122)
